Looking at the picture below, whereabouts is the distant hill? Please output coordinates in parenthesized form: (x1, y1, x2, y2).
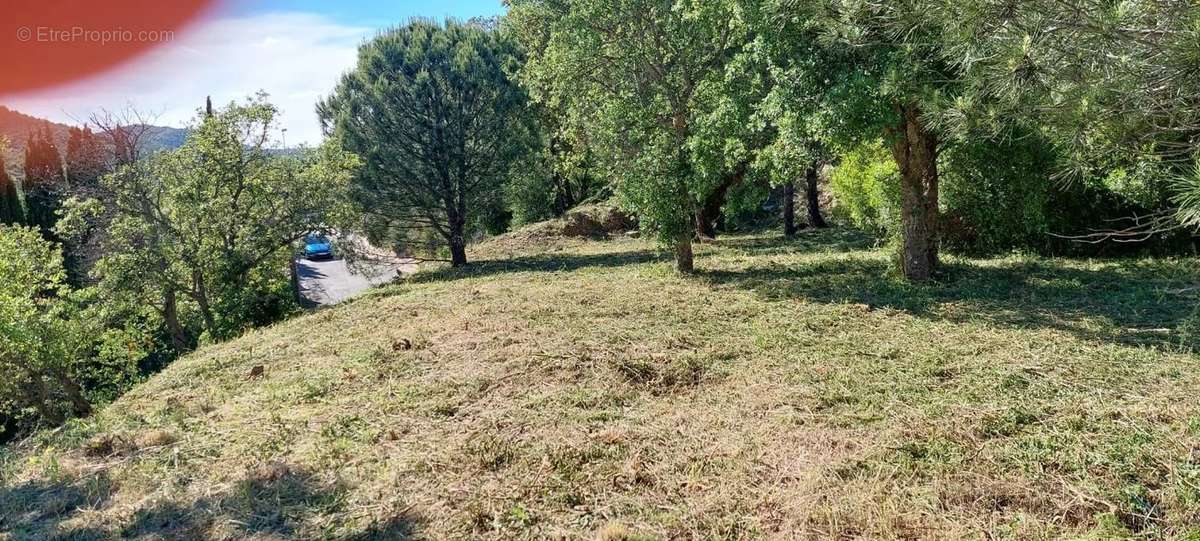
(0, 106, 71, 164)
(0, 105, 188, 178)
(142, 124, 190, 153)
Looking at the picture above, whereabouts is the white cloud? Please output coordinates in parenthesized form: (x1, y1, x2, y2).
(1, 12, 372, 146)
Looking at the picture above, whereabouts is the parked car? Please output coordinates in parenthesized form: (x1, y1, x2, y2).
(303, 235, 334, 260)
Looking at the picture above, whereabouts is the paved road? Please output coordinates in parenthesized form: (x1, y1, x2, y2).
(295, 254, 415, 307)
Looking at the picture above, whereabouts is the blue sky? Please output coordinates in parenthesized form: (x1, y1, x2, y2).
(226, 0, 506, 26)
(2, 0, 507, 145)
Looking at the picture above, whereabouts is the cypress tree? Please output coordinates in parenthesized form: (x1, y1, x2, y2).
(0, 154, 21, 225)
(65, 126, 107, 190)
(23, 125, 66, 237)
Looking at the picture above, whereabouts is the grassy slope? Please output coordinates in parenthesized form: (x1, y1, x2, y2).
(3, 228, 1200, 540)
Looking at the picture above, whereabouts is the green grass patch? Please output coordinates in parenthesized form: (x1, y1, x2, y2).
(2, 228, 1200, 539)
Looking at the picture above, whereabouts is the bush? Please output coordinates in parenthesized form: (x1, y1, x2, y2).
(506, 159, 559, 226)
(505, 131, 605, 228)
(0, 226, 99, 432)
(939, 132, 1057, 255)
(828, 141, 901, 239)
(828, 134, 1171, 257)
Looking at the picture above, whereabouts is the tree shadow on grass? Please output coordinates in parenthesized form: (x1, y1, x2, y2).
(1, 466, 419, 540)
(698, 250, 1200, 349)
(403, 227, 1195, 349)
(714, 227, 879, 257)
(405, 248, 672, 285)
(407, 229, 875, 286)
(0, 473, 113, 541)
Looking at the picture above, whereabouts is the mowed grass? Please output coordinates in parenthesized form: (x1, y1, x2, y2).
(3, 227, 1200, 540)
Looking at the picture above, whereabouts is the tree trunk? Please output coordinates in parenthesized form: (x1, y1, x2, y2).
(674, 232, 694, 273)
(889, 103, 939, 281)
(695, 168, 744, 240)
(54, 371, 92, 418)
(449, 240, 467, 267)
(694, 209, 718, 240)
(805, 163, 828, 228)
(448, 216, 468, 267)
(162, 289, 189, 352)
(193, 271, 217, 336)
(783, 180, 799, 237)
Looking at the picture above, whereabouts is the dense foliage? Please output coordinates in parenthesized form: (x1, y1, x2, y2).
(80, 96, 357, 345)
(22, 126, 66, 238)
(505, 107, 606, 226)
(0, 151, 19, 226)
(510, 0, 761, 272)
(827, 141, 899, 238)
(318, 19, 532, 266)
(0, 226, 93, 427)
(0, 96, 357, 439)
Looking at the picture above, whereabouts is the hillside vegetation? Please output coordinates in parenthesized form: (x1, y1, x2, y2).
(0, 106, 187, 173)
(3, 227, 1200, 540)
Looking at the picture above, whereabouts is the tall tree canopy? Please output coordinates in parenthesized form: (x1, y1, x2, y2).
(0, 150, 21, 226)
(22, 125, 66, 237)
(510, 0, 757, 272)
(318, 19, 533, 266)
(0, 225, 93, 425)
(64, 126, 108, 190)
(931, 0, 1200, 238)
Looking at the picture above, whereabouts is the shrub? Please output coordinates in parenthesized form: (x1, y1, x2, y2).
(828, 141, 901, 239)
(0, 226, 99, 431)
(939, 132, 1057, 255)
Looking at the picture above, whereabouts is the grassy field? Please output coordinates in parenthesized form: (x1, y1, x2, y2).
(3, 226, 1200, 540)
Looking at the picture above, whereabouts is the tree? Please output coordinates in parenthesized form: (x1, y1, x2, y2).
(318, 19, 532, 266)
(64, 126, 108, 189)
(754, 0, 962, 279)
(58, 126, 115, 285)
(510, 0, 756, 272)
(86, 107, 159, 168)
(777, 155, 828, 237)
(0, 226, 93, 425)
(506, 103, 607, 226)
(782, 179, 799, 236)
(804, 161, 828, 228)
(933, 0, 1200, 241)
(74, 95, 357, 344)
(0, 147, 22, 225)
(22, 125, 66, 237)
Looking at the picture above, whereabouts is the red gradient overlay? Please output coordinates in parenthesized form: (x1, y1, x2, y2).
(1, 0, 218, 94)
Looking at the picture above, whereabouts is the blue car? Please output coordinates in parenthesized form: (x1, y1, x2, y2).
(303, 235, 334, 260)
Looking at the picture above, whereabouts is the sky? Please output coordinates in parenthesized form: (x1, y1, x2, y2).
(0, 0, 506, 146)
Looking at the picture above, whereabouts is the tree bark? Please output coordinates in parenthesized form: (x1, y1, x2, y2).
(193, 271, 218, 336)
(889, 103, 939, 281)
(694, 209, 718, 241)
(805, 163, 828, 229)
(162, 289, 189, 352)
(674, 232, 694, 273)
(448, 215, 468, 267)
(783, 180, 799, 237)
(695, 167, 744, 240)
(449, 240, 467, 267)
